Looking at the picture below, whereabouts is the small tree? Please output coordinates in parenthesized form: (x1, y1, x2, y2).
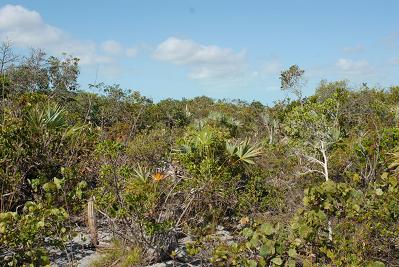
(0, 41, 17, 75)
(10, 49, 49, 93)
(260, 111, 278, 145)
(284, 97, 341, 241)
(280, 65, 306, 102)
(284, 97, 340, 181)
(0, 41, 18, 100)
(47, 53, 80, 92)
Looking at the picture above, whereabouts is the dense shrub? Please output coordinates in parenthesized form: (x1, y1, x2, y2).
(0, 201, 69, 266)
(1, 47, 399, 265)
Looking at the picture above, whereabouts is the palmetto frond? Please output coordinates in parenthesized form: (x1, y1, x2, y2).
(226, 141, 237, 157)
(194, 128, 213, 148)
(193, 118, 207, 130)
(208, 111, 242, 129)
(226, 117, 242, 128)
(208, 111, 224, 122)
(133, 165, 151, 183)
(63, 125, 86, 139)
(27, 103, 67, 132)
(44, 104, 67, 129)
(226, 138, 263, 165)
(235, 139, 263, 164)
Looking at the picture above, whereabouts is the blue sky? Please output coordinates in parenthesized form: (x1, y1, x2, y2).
(0, 1, 398, 104)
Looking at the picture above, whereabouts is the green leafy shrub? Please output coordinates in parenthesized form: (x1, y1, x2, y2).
(93, 140, 177, 261)
(0, 99, 96, 212)
(238, 174, 285, 215)
(126, 128, 182, 166)
(174, 126, 263, 229)
(0, 201, 69, 266)
(211, 222, 298, 267)
(292, 175, 399, 266)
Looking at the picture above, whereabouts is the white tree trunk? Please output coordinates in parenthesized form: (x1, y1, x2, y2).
(320, 141, 333, 241)
(328, 219, 332, 242)
(321, 141, 329, 181)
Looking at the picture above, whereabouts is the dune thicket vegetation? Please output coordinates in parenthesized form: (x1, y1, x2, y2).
(1, 43, 399, 266)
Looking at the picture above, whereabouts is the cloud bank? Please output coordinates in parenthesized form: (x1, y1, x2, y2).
(0, 4, 137, 66)
(153, 37, 247, 80)
(335, 58, 372, 75)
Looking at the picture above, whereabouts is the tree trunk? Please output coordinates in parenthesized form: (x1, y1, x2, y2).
(87, 196, 98, 246)
(328, 219, 332, 242)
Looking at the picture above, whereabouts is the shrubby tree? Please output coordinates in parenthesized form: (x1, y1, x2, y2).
(47, 53, 80, 92)
(284, 97, 340, 182)
(1, 46, 399, 266)
(284, 95, 341, 242)
(280, 64, 306, 102)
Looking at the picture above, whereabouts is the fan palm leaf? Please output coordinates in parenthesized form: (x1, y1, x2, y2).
(133, 165, 151, 183)
(235, 139, 263, 164)
(27, 103, 67, 132)
(226, 138, 263, 165)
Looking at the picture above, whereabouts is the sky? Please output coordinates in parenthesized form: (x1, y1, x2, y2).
(0, 1, 398, 104)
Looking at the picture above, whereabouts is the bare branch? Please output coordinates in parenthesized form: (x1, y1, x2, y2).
(0, 40, 18, 74)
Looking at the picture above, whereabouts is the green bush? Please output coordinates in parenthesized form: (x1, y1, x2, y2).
(211, 222, 298, 267)
(174, 126, 263, 229)
(0, 201, 69, 266)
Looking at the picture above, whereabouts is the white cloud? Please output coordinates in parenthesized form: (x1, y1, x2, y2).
(153, 37, 246, 80)
(0, 5, 64, 47)
(336, 58, 372, 75)
(101, 40, 123, 55)
(0, 4, 139, 67)
(126, 47, 138, 58)
(0, 5, 108, 65)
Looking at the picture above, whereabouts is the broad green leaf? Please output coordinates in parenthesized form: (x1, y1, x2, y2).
(352, 204, 360, 212)
(271, 257, 283, 265)
(375, 188, 383, 196)
(298, 225, 312, 238)
(288, 248, 297, 258)
(259, 223, 275, 236)
(259, 239, 275, 257)
(54, 177, 63, 189)
(247, 259, 257, 267)
(249, 234, 260, 247)
(242, 227, 254, 238)
(258, 257, 266, 267)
